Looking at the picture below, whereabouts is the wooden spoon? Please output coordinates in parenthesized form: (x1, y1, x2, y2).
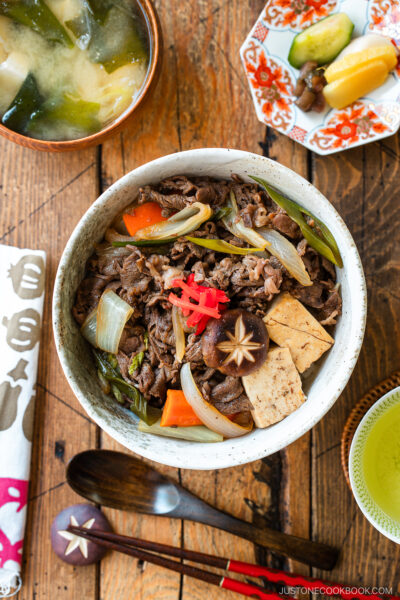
(66, 450, 338, 570)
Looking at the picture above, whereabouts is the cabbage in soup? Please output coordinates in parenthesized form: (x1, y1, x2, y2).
(0, 0, 150, 141)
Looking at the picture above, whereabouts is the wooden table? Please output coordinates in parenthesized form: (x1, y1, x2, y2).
(1, 1, 399, 598)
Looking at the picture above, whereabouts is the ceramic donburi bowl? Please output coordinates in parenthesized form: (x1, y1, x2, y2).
(53, 148, 366, 469)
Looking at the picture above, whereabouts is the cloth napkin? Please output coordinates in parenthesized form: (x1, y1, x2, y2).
(0, 245, 46, 597)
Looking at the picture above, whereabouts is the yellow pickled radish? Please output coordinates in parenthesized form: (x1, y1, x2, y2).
(323, 59, 389, 109)
(325, 45, 397, 83)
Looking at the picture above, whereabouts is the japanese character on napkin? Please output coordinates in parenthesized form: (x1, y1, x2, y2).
(0, 245, 46, 598)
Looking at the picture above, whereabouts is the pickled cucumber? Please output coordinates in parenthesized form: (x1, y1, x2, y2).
(288, 13, 354, 69)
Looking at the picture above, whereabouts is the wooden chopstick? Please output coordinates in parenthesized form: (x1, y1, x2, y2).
(68, 526, 400, 600)
(67, 525, 280, 600)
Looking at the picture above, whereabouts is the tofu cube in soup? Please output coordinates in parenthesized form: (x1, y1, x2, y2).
(242, 347, 306, 428)
(263, 292, 334, 373)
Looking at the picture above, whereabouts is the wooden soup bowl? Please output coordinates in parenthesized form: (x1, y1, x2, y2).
(0, 0, 162, 152)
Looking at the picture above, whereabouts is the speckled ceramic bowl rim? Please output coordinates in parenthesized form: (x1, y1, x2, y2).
(53, 148, 367, 470)
(349, 386, 400, 543)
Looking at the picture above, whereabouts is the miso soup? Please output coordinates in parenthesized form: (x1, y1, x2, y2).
(0, 0, 150, 141)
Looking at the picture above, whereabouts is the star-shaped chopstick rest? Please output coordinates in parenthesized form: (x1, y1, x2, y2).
(51, 504, 112, 565)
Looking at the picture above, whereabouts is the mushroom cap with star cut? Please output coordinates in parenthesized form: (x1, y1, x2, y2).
(51, 503, 113, 565)
(201, 308, 269, 376)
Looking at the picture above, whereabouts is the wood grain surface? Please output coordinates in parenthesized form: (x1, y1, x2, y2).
(0, 0, 398, 598)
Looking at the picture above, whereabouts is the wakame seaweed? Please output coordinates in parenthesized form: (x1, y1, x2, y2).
(2, 73, 43, 134)
(86, 0, 114, 24)
(66, 3, 148, 73)
(0, 0, 73, 47)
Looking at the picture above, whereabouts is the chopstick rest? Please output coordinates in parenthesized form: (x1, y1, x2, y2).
(51, 504, 112, 566)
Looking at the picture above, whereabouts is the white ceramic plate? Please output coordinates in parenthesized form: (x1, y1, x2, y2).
(240, 0, 400, 155)
(349, 386, 400, 543)
(53, 148, 367, 470)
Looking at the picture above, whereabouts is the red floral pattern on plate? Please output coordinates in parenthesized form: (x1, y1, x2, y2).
(368, 0, 400, 76)
(308, 102, 390, 151)
(244, 43, 295, 132)
(369, 0, 400, 38)
(263, 0, 337, 31)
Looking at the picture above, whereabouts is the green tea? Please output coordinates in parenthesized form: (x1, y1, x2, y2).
(0, 0, 149, 141)
(363, 402, 400, 521)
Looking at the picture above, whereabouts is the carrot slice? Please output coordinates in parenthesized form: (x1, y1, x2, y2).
(160, 390, 203, 427)
(123, 202, 166, 236)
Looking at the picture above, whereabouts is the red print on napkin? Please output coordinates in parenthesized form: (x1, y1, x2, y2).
(0, 479, 29, 568)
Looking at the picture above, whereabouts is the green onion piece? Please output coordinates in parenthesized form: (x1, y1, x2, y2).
(128, 351, 144, 376)
(138, 418, 224, 443)
(106, 353, 119, 370)
(2, 73, 43, 134)
(212, 206, 232, 221)
(185, 236, 264, 255)
(93, 349, 157, 425)
(111, 383, 124, 404)
(28, 94, 101, 139)
(251, 176, 343, 268)
(0, 0, 74, 47)
(97, 369, 110, 394)
(111, 236, 179, 247)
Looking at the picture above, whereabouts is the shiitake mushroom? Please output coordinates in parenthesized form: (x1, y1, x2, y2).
(201, 308, 269, 376)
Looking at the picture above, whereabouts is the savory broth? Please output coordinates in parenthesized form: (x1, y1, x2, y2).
(0, 0, 149, 140)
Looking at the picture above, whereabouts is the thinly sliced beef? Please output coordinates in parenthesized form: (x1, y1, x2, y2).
(119, 252, 152, 293)
(272, 213, 301, 239)
(73, 174, 342, 413)
(116, 351, 131, 381)
(184, 334, 203, 365)
(138, 175, 229, 213)
(318, 288, 342, 325)
(145, 296, 176, 359)
(135, 362, 155, 395)
(119, 325, 146, 355)
(72, 274, 113, 325)
(197, 375, 253, 415)
(138, 187, 190, 212)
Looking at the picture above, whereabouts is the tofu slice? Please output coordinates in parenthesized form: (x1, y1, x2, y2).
(0, 52, 29, 113)
(242, 346, 306, 428)
(263, 292, 334, 373)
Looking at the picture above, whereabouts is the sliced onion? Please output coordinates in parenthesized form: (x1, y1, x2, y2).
(222, 191, 270, 250)
(258, 228, 312, 287)
(172, 305, 186, 362)
(81, 308, 97, 346)
(105, 227, 136, 244)
(138, 418, 223, 443)
(95, 243, 131, 258)
(134, 202, 213, 241)
(180, 363, 253, 438)
(96, 289, 133, 354)
(335, 33, 399, 62)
